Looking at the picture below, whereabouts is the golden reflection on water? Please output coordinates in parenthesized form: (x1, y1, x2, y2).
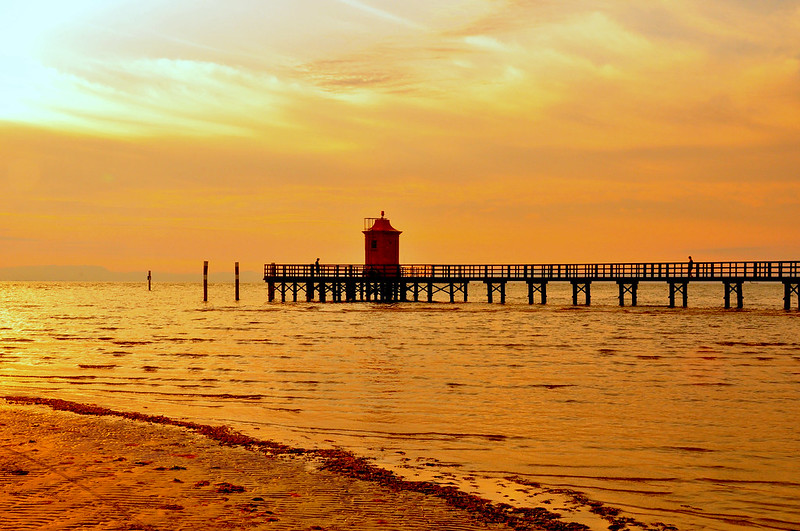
(0, 281, 799, 530)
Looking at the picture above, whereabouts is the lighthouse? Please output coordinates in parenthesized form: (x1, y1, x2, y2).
(363, 211, 401, 276)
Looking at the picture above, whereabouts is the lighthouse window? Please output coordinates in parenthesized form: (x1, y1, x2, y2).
(371, 240, 377, 249)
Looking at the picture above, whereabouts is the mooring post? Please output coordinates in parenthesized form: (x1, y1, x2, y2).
(267, 262, 276, 302)
(147, 270, 151, 291)
(235, 262, 240, 301)
(785, 282, 791, 310)
(203, 261, 209, 302)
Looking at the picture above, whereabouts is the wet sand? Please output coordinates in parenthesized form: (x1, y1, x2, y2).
(0, 397, 656, 530)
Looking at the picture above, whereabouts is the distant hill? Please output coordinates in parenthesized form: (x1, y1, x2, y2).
(0, 265, 263, 282)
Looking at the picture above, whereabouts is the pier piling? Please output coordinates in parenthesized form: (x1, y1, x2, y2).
(724, 281, 743, 309)
(571, 281, 591, 306)
(784, 281, 800, 310)
(668, 281, 688, 308)
(527, 281, 547, 304)
(617, 281, 638, 307)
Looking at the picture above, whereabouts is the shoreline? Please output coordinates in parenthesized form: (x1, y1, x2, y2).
(1, 396, 672, 530)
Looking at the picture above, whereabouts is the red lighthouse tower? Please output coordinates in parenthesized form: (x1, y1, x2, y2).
(364, 211, 401, 276)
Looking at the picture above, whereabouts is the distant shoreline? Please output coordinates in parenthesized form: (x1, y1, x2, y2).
(0, 265, 262, 283)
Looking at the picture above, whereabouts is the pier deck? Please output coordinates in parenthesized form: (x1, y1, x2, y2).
(263, 261, 800, 309)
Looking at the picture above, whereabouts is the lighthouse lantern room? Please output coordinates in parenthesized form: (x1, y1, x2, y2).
(363, 211, 401, 271)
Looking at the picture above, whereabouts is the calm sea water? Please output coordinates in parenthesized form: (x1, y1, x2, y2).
(1, 281, 798, 530)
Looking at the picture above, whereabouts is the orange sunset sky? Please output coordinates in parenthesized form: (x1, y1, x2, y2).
(2, 0, 799, 274)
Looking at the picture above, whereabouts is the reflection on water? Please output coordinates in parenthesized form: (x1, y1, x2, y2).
(1, 281, 799, 530)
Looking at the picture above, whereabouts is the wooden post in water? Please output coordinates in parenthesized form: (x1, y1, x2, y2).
(267, 263, 276, 302)
(147, 270, 151, 291)
(203, 261, 209, 302)
(235, 262, 240, 301)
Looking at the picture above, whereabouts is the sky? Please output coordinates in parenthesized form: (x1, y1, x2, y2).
(2, 0, 799, 274)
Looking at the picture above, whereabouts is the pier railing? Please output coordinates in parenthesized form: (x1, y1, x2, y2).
(265, 261, 800, 281)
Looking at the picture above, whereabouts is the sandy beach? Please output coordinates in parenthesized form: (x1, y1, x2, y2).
(0, 397, 631, 531)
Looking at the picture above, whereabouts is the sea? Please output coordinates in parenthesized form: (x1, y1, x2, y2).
(0, 280, 798, 530)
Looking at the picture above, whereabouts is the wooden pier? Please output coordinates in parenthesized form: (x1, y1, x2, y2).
(264, 261, 800, 309)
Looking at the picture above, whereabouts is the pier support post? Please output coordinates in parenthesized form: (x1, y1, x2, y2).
(345, 280, 356, 302)
(571, 281, 591, 305)
(306, 281, 314, 302)
(617, 281, 638, 307)
(669, 281, 688, 308)
(527, 281, 547, 305)
(784, 281, 800, 310)
(148, 271, 151, 291)
(724, 281, 743, 309)
(383, 282, 395, 302)
(427, 282, 433, 302)
(486, 282, 506, 304)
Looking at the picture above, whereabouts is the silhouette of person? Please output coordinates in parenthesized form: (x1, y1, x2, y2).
(688, 256, 694, 278)
(315, 258, 321, 274)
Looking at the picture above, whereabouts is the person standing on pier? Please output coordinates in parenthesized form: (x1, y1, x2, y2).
(315, 258, 321, 275)
(688, 256, 694, 278)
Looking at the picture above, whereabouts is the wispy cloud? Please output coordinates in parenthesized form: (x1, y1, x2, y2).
(333, 0, 423, 29)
